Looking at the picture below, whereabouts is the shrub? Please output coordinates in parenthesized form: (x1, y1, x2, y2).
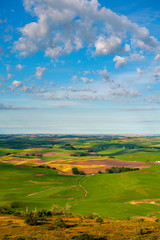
(71, 234, 94, 240)
(13, 211, 22, 216)
(10, 202, 21, 209)
(0, 206, 13, 215)
(36, 209, 52, 219)
(96, 217, 103, 223)
(53, 218, 67, 228)
(2, 234, 10, 240)
(71, 234, 107, 240)
(79, 171, 85, 175)
(48, 225, 56, 230)
(15, 238, 26, 240)
(24, 213, 38, 226)
(87, 214, 94, 219)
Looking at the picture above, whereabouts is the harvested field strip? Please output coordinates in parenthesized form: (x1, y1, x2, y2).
(64, 159, 150, 169)
(27, 186, 77, 197)
(128, 199, 160, 206)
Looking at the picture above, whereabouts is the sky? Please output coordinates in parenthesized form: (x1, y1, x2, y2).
(0, 0, 160, 134)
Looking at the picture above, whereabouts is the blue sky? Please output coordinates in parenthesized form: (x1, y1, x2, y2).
(0, 0, 160, 134)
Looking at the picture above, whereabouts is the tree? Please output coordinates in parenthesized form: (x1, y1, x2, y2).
(72, 167, 79, 175)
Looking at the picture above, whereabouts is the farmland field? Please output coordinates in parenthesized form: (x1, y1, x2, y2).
(0, 135, 160, 220)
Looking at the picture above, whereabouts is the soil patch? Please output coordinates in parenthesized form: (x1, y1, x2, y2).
(132, 216, 157, 221)
(19, 152, 71, 157)
(65, 158, 150, 174)
(127, 199, 160, 206)
(43, 152, 71, 156)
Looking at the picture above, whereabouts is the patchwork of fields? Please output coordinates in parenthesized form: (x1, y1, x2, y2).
(0, 135, 160, 219)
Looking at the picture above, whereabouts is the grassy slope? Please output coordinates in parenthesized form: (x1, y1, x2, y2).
(72, 165, 160, 218)
(0, 163, 83, 211)
(1, 162, 160, 219)
(97, 147, 160, 162)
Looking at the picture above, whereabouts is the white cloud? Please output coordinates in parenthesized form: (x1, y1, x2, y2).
(0, 102, 25, 110)
(98, 68, 112, 82)
(83, 71, 91, 75)
(36, 66, 46, 79)
(16, 64, 24, 71)
(147, 85, 153, 91)
(155, 54, 160, 61)
(6, 64, 11, 72)
(113, 56, 128, 69)
(22, 85, 33, 93)
(7, 73, 12, 80)
(129, 53, 145, 61)
(137, 68, 144, 75)
(124, 44, 131, 52)
(95, 35, 123, 56)
(12, 80, 23, 88)
(152, 66, 160, 80)
(13, 0, 160, 59)
(111, 88, 141, 98)
(81, 77, 94, 83)
(72, 75, 78, 84)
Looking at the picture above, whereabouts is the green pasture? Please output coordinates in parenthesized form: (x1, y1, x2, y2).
(71, 165, 160, 218)
(0, 163, 83, 211)
(97, 147, 160, 162)
(1, 162, 160, 219)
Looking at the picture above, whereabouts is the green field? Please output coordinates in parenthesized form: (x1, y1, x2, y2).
(1, 135, 160, 219)
(1, 162, 160, 219)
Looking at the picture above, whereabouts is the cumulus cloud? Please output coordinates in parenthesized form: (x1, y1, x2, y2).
(95, 35, 123, 56)
(12, 80, 23, 88)
(113, 56, 128, 69)
(129, 53, 145, 61)
(83, 71, 91, 75)
(22, 85, 34, 93)
(68, 87, 96, 93)
(98, 68, 112, 82)
(124, 44, 131, 52)
(137, 68, 144, 75)
(152, 66, 160, 80)
(16, 64, 24, 71)
(81, 77, 94, 83)
(6, 64, 11, 72)
(111, 88, 141, 98)
(13, 0, 160, 59)
(146, 93, 160, 104)
(7, 73, 12, 80)
(155, 54, 160, 61)
(72, 75, 78, 84)
(36, 66, 46, 79)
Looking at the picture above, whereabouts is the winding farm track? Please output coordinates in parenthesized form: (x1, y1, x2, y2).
(78, 176, 87, 198)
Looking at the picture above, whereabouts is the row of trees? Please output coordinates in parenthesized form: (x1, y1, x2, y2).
(105, 167, 139, 174)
